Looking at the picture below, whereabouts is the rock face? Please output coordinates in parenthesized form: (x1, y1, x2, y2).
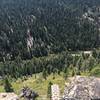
(63, 76, 100, 100)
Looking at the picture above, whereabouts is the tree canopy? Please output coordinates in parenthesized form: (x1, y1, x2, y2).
(0, 0, 100, 60)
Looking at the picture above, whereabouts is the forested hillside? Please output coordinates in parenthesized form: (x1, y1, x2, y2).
(0, 0, 100, 61)
(0, 1, 100, 98)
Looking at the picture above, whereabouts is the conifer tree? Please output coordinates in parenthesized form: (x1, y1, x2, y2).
(42, 68, 47, 80)
(4, 77, 14, 92)
(47, 82, 53, 98)
(63, 67, 68, 80)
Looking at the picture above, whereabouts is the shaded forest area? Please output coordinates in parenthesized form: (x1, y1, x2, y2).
(0, 50, 100, 79)
(0, 0, 100, 60)
(0, 0, 100, 79)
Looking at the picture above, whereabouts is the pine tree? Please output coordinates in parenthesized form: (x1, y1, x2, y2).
(63, 67, 68, 80)
(42, 68, 47, 80)
(47, 82, 53, 98)
(4, 77, 14, 92)
(72, 68, 75, 77)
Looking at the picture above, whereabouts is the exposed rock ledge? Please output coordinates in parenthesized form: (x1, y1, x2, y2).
(63, 76, 100, 100)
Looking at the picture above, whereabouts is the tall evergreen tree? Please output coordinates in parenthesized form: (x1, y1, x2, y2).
(42, 68, 47, 80)
(4, 77, 14, 92)
(47, 82, 53, 98)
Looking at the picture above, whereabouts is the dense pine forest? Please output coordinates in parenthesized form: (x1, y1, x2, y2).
(0, 0, 100, 59)
(0, 0, 100, 79)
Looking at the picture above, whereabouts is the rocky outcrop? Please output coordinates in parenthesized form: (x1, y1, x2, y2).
(51, 84, 60, 100)
(63, 76, 100, 100)
(0, 93, 19, 100)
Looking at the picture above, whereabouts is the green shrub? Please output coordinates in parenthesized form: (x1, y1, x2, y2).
(90, 67, 100, 77)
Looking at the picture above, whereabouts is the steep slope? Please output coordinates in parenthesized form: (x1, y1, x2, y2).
(0, 0, 100, 60)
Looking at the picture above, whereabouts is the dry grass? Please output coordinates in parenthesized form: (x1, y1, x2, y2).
(0, 73, 66, 100)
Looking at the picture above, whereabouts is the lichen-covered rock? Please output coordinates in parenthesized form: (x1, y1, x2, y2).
(63, 76, 100, 100)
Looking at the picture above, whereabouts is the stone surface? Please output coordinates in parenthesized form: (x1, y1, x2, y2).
(0, 93, 19, 100)
(51, 84, 60, 100)
(63, 76, 100, 100)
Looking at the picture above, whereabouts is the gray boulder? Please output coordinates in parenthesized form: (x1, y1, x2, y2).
(63, 76, 100, 100)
